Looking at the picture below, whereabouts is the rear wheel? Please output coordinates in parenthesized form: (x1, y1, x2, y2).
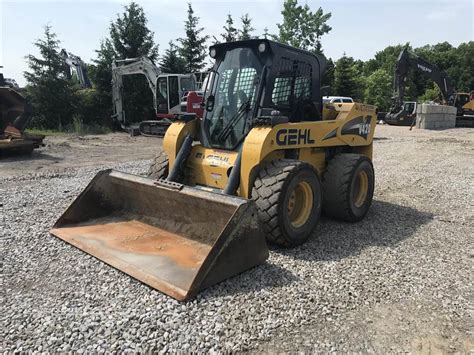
(322, 154, 374, 222)
(253, 160, 322, 247)
(147, 150, 169, 179)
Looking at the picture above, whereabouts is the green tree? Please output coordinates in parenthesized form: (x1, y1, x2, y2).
(73, 88, 107, 128)
(92, 2, 159, 125)
(24, 25, 75, 129)
(418, 83, 442, 103)
(321, 58, 335, 93)
(159, 41, 186, 73)
(110, 2, 158, 60)
(179, 3, 209, 72)
(239, 14, 255, 40)
(276, 0, 331, 54)
(453, 41, 474, 91)
(363, 44, 407, 76)
(86, 39, 116, 127)
(364, 69, 392, 111)
(363, 44, 418, 101)
(414, 41, 474, 93)
(334, 54, 360, 99)
(89, 39, 115, 93)
(221, 14, 238, 42)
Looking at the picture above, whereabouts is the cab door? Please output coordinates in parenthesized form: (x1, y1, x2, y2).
(157, 76, 169, 114)
(168, 75, 180, 113)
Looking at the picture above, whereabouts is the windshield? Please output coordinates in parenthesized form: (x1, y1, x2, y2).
(457, 94, 469, 105)
(404, 102, 416, 114)
(205, 47, 263, 149)
(180, 77, 196, 92)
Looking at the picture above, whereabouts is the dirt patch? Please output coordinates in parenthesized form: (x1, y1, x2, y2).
(0, 133, 160, 177)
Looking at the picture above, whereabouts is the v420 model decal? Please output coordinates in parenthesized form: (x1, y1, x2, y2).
(321, 115, 373, 142)
(341, 115, 372, 139)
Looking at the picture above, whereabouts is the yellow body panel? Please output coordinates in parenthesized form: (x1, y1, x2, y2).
(186, 146, 239, 190)
(463, 98, 474, 111)
(298, 148, 326, 175)
(163, 102, 376, 199)
(163, 120, 198, 169)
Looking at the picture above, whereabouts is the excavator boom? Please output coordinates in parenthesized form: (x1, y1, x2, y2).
(385, 47, 455, 125)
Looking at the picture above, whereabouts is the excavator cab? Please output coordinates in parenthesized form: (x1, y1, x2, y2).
(156, 74, 197, 116)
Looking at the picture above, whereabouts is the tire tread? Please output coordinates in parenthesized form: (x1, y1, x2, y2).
(254, 159, 316, 247)
(147, 150, 169, 179)
(322, 153, 373, 222)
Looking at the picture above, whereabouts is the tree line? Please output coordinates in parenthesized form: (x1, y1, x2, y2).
(328, 42, 473, 112)
(23, 0, 473, 130)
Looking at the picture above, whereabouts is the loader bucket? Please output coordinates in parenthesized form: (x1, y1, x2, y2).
(51, 170, 268, 301)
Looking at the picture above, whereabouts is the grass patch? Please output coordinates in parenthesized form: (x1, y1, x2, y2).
(26, 128, 65, 136)
(70, 116, 112, 135)
(27, 121, 112, 136)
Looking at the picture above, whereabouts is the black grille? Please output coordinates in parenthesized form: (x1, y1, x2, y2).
(271, 58, 312, 108)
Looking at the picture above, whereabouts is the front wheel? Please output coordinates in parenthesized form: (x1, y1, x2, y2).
(147, 150, 169, 179)
(253, 160, 322, 247)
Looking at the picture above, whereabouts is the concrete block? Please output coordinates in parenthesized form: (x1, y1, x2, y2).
(447, 106, 457, 115)
(423, 104, 441, 114)
(416, 115, 425, 128)
(424, 122, 435, 130)
(416, 104, 456, 129)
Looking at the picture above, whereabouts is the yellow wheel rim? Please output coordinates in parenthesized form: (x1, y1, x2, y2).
(287, 181, 313, 228)
(353, 170, 369, 208)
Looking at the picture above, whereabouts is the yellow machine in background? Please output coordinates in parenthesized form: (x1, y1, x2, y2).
(51, 40, 377, 301)
(455, 91, 474, 116)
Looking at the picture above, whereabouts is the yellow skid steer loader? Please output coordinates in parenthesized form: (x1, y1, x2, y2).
(51, 40, 377, 301)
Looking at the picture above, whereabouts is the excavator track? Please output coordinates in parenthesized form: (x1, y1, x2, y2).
(138, 119, 172, 137)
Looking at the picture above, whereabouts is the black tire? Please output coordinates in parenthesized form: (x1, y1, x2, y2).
(147, 150, 169, 179)
(322, 154, 374, 222)
(253, 160, 322, 247)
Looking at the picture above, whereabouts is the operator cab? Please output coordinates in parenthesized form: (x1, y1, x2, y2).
(403, 101, 417, 117)
(201, 39, 325, 150)
(156, 74, 197, 115)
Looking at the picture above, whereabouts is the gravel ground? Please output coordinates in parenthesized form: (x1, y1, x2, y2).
(1, 125, 473, 352)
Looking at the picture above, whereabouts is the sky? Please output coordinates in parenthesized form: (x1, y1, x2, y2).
(1, 0, 473, 86)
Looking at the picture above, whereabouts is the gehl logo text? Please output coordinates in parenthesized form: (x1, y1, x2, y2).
(276, 129, 315, 146)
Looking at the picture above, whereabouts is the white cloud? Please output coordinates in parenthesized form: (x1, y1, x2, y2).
(425, 9, 458, 20)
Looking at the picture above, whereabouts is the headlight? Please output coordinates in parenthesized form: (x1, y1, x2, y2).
(258, 42, 266, 53)
(209, 48, 217, 58)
